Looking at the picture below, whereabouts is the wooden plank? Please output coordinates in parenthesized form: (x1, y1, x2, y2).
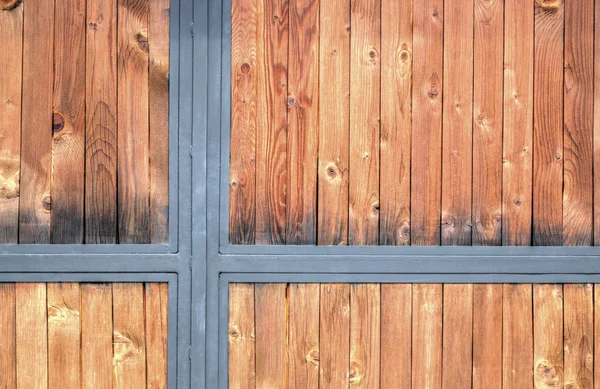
(52, 0, 86, 243)
(0, 2, 22, 243)
(442, 284, 473, 388)
(18, 0, 54, 243)
(286, 0, 319, 244)
(0, 284, 16, 389)
(86, 0, 118, 243)
(255, 283, 287, 388)
(502, 284, 533, 389)
(145, 283, 168, 389)
(563, 0, 594, 246)
(348, 0, 380, 245)
(47, 283, 81, 389)
(316, 0, 350, 245)
(349, 284, 380, 389)
(410, 0, 443, 245)
(533, 0, 564, 246)
(502, 0, 534, 245)
(472, 0, 503, 245)
(533, 284, 563, 388)
(412, 284, 442, 389)
(255, 0, 288, 244)
(228, 284, 255, 389)
(289, 284, 319, 389)
(319, 283, 350, 389)
(81, 283, 113, 389)
(15, 283, 47, 389)
(229, 0, 257, 244)
(113, 283, 146, 389)
(379, 0, 412, 245)
(563, 284, 593, 389)
(595, 0, 600, 245)
(441, 0, 474, 245)
(595, 285, 600, 387)
(473, 284, 502, 389)
(380, 284, 411, 389)
(149, 0, 170, 243)
(117, 0, 151, 243)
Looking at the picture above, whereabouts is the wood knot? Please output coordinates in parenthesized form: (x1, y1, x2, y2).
(0, 154, 20, 200)
(325, 163, 342, 181)
(536, 0, 562, 11)
(534, 359, 561, 387)
(230, 180, 238, 189)
(113, 331, 143, 364)
(42, 196, 52, 211)
(241, 63, 250, 74)
(513, 198, 522, 206)
(287, 96, 296, 107)
(228, 325, 242, 342)
(89, 22, 98, 30)
(399, 49, 409, 63)
(371, 202, 380, 215)
(427, 84, 439, 100)
(136, 32, 149, 54)
(306, 346, 319, 365)
(441, 215, 455, 227)
(349, 362, 362, 384)
(0, 0, 20, 11)
(53, 113, 65, 133)
(367, 47, 379, 64)
(554, 152, 562, 161)
(432, 9, 439, 18)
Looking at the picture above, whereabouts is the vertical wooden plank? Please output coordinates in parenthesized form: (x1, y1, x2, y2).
(52, 0, 86, 243)
(149, 0, 170, 243)
(473, 284, 502, 389)
(472, 0, 503, 245)
(412, 284, 442, 389)
(81, 283, 113, 389)
(47, 283, 81, 389)
(442, 285, 473, 388)
(563, 0, 594, 246)
(118, 0, 151, 243)
(503, 284, 533, 389)
(380, 284, 411, 389)
(0, 2, 22, 243)
(86, 0, 118, 243)
(0, 284, 16, 389)
(319, 283, 350, 389)
(145, 283, 168, 389)
(533, 0, 564, 246)
(349, 284, 379, 389)
(255, 0, 288, 244)
(411, 0, 443, 245)
(317, 0, 350, 245)
(502, 0, 534, 246)
(15, 283, 47, 389)
(255, 283, 287, 388)
(229, 0, 257, 244)
(286, 0, 319, 244)
(228, 284, 255, 389)
(379, 0, 412, 245)
(19, 0, 54, 243)
(113, 283, 146, 389)
(595, 0, 600, 246)
(533, 284, 563, 388)
(289, 284, 319, 389)
(348, 0, 380, 245)
(441, 0, 474, 245)
(594, 285, 600, 387)
(564, 284, 593, 389)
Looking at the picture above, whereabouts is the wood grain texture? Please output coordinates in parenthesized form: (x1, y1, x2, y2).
(229, 0, 257, 244)
(47, 283, 81, 389)
(563, 284, 593, 389)
(412, 284, 442, 389)
(0, 284, 16, 389)
(563, 0, 593, 246)
(319, 283, 350, 389)
(15, 283, 48, 389)
(533, 284, 563, 388)
(288, 284, 319, 389)
(502, 0, 534, 246)
(316, 0, 350, 245)
(411, 0, 443, 245)
(595, 0, 600, 246)
(503, 284, 533, 389)
(286, 0, 319, 244)
(349, 284, 380, 389)
(473, 284, 502, 389)
(379, 0, 412, 245)
(380, 284, 411, 389)
(0, 3, 22, 243)
(228, 284, 255, 389)
(117, 0, 151, 243)
(148, 0, 170, 243)
(442, 284, 473, 388)
(52, 0, 86, 243)
(441, 0, 474, 245)
(145, 283, 169, 389)
(533, 0, 564, 246)
(255, 0, 289, 244)
(19, 0, 54, 243)
(472, 0, 503, 245)
(595, 285, 600, 388)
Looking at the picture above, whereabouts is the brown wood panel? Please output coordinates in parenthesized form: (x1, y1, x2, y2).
(442, 284, 473, 388)
(228, 283, 255, 389)
(349, 284, 380, 389)
(564, 284, 593, 389)
(595, 0, 600, 246)
(380, 284, 411, 389)
(503, 284, 533, 389)
(473, 284, 502, 389)
(288, 284, 319, 389)
(379, 0, 412, 246)
(0, 284, 16, 389)
(145, 283, 169, 389)
(533, 284, 563, 388)
(412, 284, 442, 389)
(319, 283, 350, 389)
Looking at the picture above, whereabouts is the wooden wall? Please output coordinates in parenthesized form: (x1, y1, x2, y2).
(229, 283, 598, 389)
(0, 0, 170, 244)
(0, 282, 168, 388)
(228, 0, 599, 246)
